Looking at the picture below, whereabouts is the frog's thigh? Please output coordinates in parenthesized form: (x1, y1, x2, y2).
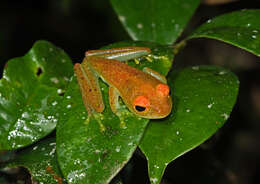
(74, 63, 104, 114)
(86, 47, 151, 61)
(143, 67, 167, 84)
(108, 86, 121, 115)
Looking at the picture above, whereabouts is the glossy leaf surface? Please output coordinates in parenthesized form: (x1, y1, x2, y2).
(110, 0, 200, 44)
(0, 40, 73, 150)
(140, 66, 239, 184)
(56, 41, 174, 184)
(189, 9, 260, 57)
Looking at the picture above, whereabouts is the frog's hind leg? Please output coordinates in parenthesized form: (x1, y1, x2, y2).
(143, 67, 167, 84)
(85, 47, 151, 61)
(74, 62, 105, 115)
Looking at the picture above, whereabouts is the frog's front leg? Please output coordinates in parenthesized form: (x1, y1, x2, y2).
(74, 59, 104, 115)
(109, 86, 128, 128)
(108, 86, 120, 116)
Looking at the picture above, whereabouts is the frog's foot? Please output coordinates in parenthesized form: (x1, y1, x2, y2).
(85, 112, 106, 132)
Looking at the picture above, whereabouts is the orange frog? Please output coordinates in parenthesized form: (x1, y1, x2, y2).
(74, 47, 172, 119)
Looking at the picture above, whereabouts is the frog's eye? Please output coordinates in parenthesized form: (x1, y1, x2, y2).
(135, 105, 146, 112)
(133, 96, 150, 113)
(156, 84, 170, 97)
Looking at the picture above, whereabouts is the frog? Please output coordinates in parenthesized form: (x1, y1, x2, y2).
(74, 46, 172, 119)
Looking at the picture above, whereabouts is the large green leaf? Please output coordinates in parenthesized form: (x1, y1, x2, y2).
(140, 66, 239, 184)
(110, 0, 200, 44)
(6, 137, 64, 184)
(188, 9, 260, 57)
(0, 40, 73, 150)
(56, 41, 174, 184)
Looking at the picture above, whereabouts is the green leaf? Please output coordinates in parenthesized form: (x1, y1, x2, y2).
(0, 40, 73, 150)
(6, 137, 64, 184)
(188, 9, 260, 57)
(110, 0, 200, 44)
(139, 66, 239, 184)
(56, 41, 174, 184)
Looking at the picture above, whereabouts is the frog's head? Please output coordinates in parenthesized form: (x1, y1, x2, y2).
(131, 83, 172, 119)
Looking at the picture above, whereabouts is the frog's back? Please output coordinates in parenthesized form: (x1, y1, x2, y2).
(88, 57, 159, 92)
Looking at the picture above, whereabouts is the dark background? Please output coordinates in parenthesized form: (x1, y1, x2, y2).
(1, 0, 260, 183)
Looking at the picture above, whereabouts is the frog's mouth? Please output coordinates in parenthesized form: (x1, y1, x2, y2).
(142, 98, 172, 119)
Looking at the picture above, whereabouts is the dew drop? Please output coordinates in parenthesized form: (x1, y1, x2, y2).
(221, 113, 229, 120)
(49, 142, 56, 146)
(219, 71, 226, 75)
(208, 103, 214, 108)
(118, 15, 126, 23)
(151, 178, 158, 183)
(95, 149, 101, 154)
(115, 146, 121, 152)
(21, 112, 29, 119)
(154, 165, 159, 169)
(49, 147, 56, 156)
(137, 23, 143, 29)
(50, 77, 59, 84)
(64, 76, 69, 81)
(192, 66, 199, 70)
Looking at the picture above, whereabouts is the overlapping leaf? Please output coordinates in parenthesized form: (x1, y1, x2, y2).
(140, 66, 239, 184)
(110, 0, 200, 44)
(0, 41, 73, 150)
(189, 9, 260, 57)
